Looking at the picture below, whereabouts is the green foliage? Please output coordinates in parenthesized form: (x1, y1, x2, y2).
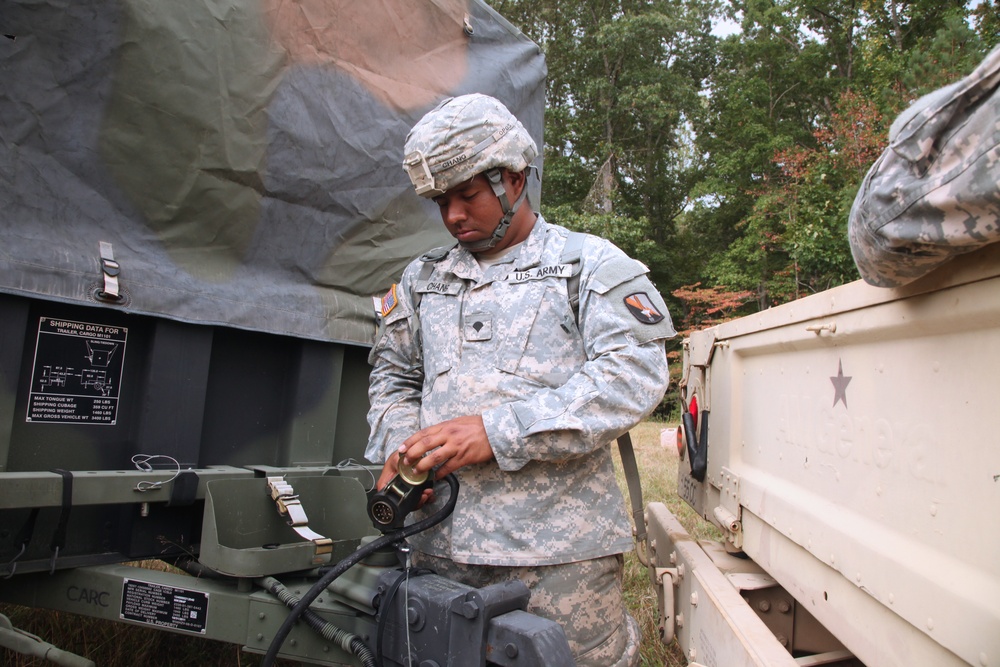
(491, 0, 997, 320)
(493, 0, 717, 294)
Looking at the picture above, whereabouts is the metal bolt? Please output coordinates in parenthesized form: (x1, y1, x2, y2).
(690, 592, 698, 606)
(757, 600, 771, 613)
(689, 648, 698, 660)
(777, 634, 788, 647)
(460, 601, 479, 619)
(676, 613, 684, 628)
(505, 643, 519, 658)
(778, 600, 791, 614)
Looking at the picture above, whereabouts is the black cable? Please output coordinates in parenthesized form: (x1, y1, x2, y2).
(260, 576, 377, 667)
(261, 474, 459, 667)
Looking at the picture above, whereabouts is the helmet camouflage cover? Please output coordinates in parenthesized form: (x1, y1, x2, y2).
(403, 93, 538, 198)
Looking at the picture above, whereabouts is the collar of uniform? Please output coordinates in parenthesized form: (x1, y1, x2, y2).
(433, 241, 482, 282)
(509, 215, 549, 271)
(441, 215, 549, 281)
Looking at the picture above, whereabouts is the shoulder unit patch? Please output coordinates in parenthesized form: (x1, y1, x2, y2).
(624, 292, 664, 324)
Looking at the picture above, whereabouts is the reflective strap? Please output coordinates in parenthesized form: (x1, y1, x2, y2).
(99, 241, 120, 298)
(266, 477, 333, 560)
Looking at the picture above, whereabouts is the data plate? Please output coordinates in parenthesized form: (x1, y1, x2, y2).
(120, 578, 209, 634)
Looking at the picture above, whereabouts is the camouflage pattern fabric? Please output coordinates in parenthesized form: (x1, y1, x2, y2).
(403, 93, 538, 198)
(366, 217, 675, 566)
(849, 45, 1000, 287)
(1, 0, 546, 345)
(414, 552, 641, 667)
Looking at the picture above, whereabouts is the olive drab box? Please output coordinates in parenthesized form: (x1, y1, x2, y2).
(849, 45, 1000, 287)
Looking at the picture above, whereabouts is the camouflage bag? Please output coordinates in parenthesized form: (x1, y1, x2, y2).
(849, 46, 1000, 287)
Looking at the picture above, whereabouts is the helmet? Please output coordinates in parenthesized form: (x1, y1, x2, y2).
(402, 94, 537, 198)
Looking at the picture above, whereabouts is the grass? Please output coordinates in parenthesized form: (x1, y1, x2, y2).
(0, 564, 296, 667)
(0, 602, 283, 666)
(1, 419, 713, 666)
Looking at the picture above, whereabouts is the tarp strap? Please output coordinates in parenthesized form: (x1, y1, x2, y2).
(48, 469, 74, 573)
(98, 241, 120, 299)
(266, 477, 334, 564)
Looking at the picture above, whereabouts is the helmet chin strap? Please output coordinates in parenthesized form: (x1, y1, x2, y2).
(459, 168, 530, 252)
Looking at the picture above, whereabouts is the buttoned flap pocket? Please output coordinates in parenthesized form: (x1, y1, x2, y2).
(492, 274, 585, 382)
(414, 286, 461, 382)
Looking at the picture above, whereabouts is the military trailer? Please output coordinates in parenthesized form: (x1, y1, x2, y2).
(647, 48, 1000, 667)
(0, 1, 572, 665)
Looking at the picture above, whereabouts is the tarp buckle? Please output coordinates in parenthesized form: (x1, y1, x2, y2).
(97, 241, 124, 302)
(266, 477, 334, 562)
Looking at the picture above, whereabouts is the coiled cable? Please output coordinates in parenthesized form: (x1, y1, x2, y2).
(260, 474, 459, 667)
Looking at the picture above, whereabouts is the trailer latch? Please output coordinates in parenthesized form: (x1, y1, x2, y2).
(266, 477, 333, 562)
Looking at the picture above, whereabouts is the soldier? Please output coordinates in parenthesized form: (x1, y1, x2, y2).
(366, 93, 675, 666)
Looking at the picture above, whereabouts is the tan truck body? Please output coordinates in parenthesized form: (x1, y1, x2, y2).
(649, 243, 1000, 666)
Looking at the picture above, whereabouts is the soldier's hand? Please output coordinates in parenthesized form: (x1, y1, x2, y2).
(398, 415, 495, 479)
(376, 453, 435, 506)
(375, 454, 401, 492)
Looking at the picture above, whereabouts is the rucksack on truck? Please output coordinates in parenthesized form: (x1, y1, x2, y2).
(849, 45, 1000, 287)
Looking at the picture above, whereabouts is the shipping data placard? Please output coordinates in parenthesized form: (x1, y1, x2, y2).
(26, 317, 128, 425)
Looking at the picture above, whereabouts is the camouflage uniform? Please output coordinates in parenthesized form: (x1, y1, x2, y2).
(849, 45, 1000, 287)
(366, 216, 674, 665)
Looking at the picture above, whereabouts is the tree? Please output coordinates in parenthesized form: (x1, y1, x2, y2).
(689, 0, 996, 306)
(492, 0, 998, 319)
(489, 0, 718, 299)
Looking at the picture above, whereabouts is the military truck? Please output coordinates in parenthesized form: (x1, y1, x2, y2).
(646, 47, 1000, 667)
(0, 1, 572, 665)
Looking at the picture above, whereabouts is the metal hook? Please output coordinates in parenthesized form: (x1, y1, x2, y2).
(3, 543, 26, 580)
(48, 546, 60, 575)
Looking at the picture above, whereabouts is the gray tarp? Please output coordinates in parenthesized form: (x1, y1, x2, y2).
(1, 0, 546, 346)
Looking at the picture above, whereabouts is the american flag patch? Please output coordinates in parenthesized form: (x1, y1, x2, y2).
(380, 284, 399, 317)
